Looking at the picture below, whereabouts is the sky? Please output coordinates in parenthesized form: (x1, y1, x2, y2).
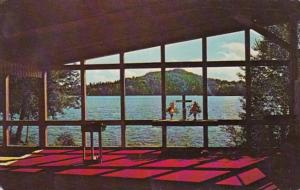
(85, 30, 263, 83)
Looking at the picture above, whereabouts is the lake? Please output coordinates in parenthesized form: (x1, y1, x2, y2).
(0, 96, 244, 147)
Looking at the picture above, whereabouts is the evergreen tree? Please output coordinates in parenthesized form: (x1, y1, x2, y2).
(229, 24, 295, 150)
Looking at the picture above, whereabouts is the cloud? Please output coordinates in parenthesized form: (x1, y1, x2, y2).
(218, 42, 259, 60)
(86, 70, 120, 83)
(208, 67, 243, 81)
(217, 42, 245, 61)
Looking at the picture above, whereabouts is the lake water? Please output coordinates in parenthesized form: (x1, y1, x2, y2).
(0, 96, 244, 147)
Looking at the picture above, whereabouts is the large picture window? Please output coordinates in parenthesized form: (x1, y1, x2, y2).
(47, 126, 81, 147)
(8, 126, 39, 146)
(207, 31, 245, 61)
(166, 39, 202, 62)
(125, 69, 161, 120)
(166, 68, 203, 120)
(207, 67, 245, 119)
(0, 126, 3, 145)
(126, 125, 162, 147)
(85, 54, 120, 65)
(0, 30, 290, 148)
(10, 77, 40, 121)
(102, 125, 121, 147)
(125, 46, 160, 63)
(47, 70, 81, 120)
(167, 126, 203, 147)
(86, 70, 121, 120)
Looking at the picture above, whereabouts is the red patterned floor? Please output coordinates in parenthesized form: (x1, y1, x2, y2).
(0, 149, 279, 190)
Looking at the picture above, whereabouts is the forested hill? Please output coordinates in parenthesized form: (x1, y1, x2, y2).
(87, 69, 245, 96)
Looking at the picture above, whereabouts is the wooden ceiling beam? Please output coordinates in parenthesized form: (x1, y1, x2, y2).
(3, 0, 292, 41)
(2, 1, 208, 40)
(8, 10, 232, 64)
(0, 59, 42, 78)
(29, 9, 211, 48)
(2, 0, 298, 68)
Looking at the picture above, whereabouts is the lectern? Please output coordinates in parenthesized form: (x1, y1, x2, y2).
(82, 122, 106, 164)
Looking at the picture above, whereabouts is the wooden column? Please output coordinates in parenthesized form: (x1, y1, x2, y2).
(120, 53, 126, 148)
(245, 29, 252, 145)
(80, 60, 87, 149)
(202, 37, 208, 148)
(2, 75, 10, 147)
(39, 71, 48, 147)
(81, 60, 87, 121)
(161, 45, 167, 148)
(245, 29, 251, 118)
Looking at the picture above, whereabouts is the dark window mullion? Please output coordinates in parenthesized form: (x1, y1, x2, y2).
(202, 37, 208, 148)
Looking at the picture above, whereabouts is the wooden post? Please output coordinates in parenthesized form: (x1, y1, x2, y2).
(81, 60, 87, 122)
(120, 53, 126, 148)
(90, 131, 94, 159)
(245, 29, 252, 145)
(98, 126, 102, 163)
(80, 60, 87, 151)
(182, 95, 186, 120)
(202, 37, 208, 148)
(2, 74, 10, 147)
(39, 71, 48, 147)
(161, 45, 167, 148)
(245, 29, 251, 118)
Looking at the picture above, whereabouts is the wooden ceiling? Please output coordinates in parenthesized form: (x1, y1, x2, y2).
(0, 0, 299, 71)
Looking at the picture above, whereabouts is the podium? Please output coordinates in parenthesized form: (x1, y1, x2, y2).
(81, 122, 106, 164)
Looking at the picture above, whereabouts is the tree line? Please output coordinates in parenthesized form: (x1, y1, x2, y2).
(87, 69, 245, 96)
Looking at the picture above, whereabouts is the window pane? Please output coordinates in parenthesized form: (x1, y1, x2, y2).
(207, 31, 245, 61)
(85, 54, 119, 64)
(167, 126, 203, 147)
(84, 125, 121, 147)
(166, 68, 203, 120)
(166, 96, 203, 120)
(207, 67, 245, 119)
(126, 125, 162, 147)
(10, 77, 40, 121)
(250, 65, 289, 118)
(125, 46, 160, 63)
(86, 70, 121, 120)
(0, 126, 3, 145)
(48, 70, 81, 120)
(166, 39, 202, 62)
(64, 61, 80, 65)
(250, 29, 263, 60)
(48, 126, 81, 147)
(208, 126, 243, 147)
(103, 126, 121, 147)
(8, 126, 39, 146)
(125, 69, 161, 120)
(250, 29, 289, 61)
